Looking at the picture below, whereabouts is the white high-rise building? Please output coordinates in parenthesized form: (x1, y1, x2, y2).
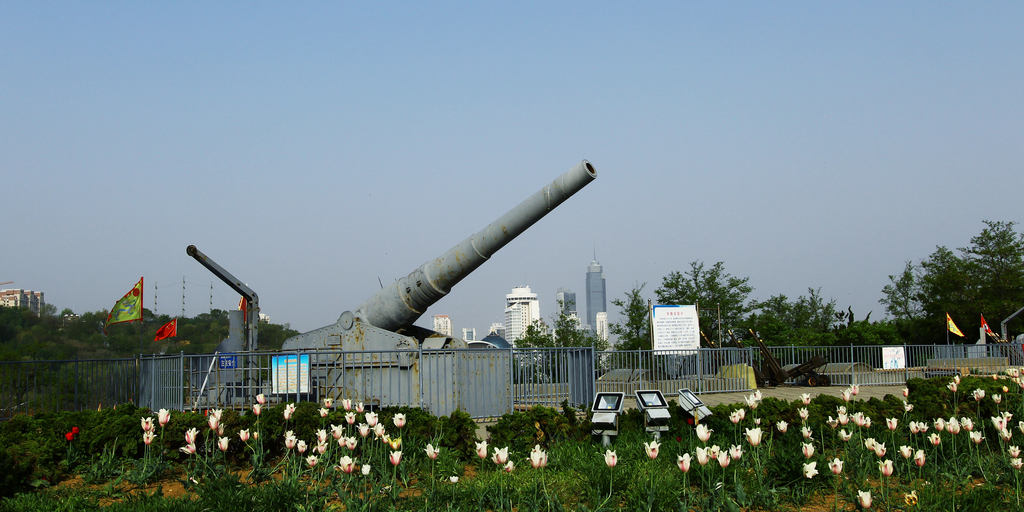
(504, 286, 540, 344)
(595, 312, 609, 342)
(433, 314, 453, 336)
(462, 327, 476, 341)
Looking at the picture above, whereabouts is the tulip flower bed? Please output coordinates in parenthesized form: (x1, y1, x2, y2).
(3, 374, 1024, 511)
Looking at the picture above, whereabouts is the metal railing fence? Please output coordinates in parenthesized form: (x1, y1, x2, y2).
(0, 358, 137, 420)
(6, 343, 1024, 420)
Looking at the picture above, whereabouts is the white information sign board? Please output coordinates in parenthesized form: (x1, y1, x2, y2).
(882, 347, 906, 370)
(272, 354, 310, 394)
(651, 304, 700, 352)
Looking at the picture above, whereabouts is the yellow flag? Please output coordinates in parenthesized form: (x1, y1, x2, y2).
(946, 313, 965, 338)
(105, 278, 143, 333)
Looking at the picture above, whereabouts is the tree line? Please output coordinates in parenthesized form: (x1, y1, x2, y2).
(610, 220, 1024, 350)
(0, 307, 298, 361)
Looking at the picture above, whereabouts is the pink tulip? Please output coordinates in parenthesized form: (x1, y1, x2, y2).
(184, 428, 198, 444)
(604, 449, 617, 468)
(914, 450, 926, 467)
(426, 444, 441, 460)
(800, 393, 812, 405)
(283, 403, 296, 421)
(141, 417, 155, 432)
(829, 458, 843, 475)
(476, 441, 488, 460)
(252, 404, 262, 416)
(929, 433, 941, 446)
(729, 445, 743, 461)
(716, 452, 730, 468)
(365, 411, 379, 427)
(677, 454, 691, 473)
(393, 413, 407, 428)
(297, 440, 307, 454)
(492, 447, 509, 465)
(358, 423, 370, 438)
(356, 402, 365, 413)
(1013, 458, 1024, 470)
(644, 441, 660, 460)
(530, 445, 547, 468)
(504, 460, 515, 473)
(886, 418, 898, 431)
(336, 456, 355, 473)
(342, 399, 352, 411)
(696, 424, 712, 443)
(748, 427, 764, 446)
(306, 455, 318, 468)
(802, 443, 815, 459)
(158, 408, 171, 427)
(218, 436, 229, 452)
(256, 393, 266, 404)
(389, 450, 403, 466)
(902, 387, 909, 398)
(858, 490, 872, 509)
(143, 431, 155, 446)
(179, 443, 196, 455)
(319, 408, 329, 418)
(1011, 446, 1022, 458)
(878, 459, 893, 477)
(239, 429, 250, 442)
(695, 447, 710, 466)
(323, 397, 334, 408)
(346, 412, 356, 425)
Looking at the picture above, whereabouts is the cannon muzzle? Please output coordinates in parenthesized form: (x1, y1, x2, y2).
(353, 160, 596, 331)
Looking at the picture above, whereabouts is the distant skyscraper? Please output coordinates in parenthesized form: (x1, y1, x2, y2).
(555, 288, 577, 317)
(595, 312, 609, 342)
(462, 327, 476, 341)
(504, 286, 540, 344)
(433, 314, 453, 336)
(585, 257, 606, 333)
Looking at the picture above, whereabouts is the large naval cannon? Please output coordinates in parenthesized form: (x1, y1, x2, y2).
(283, 159, 597, 352)
(164, 161, 597, 416)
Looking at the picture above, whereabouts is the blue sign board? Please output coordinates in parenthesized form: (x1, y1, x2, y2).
(218, 354, 238, 369)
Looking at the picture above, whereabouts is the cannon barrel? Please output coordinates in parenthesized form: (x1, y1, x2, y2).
(352, 160, 596, 332)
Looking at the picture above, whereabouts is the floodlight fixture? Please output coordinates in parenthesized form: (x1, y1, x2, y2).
(677, 388, 713, 422)
(635, 389, 671, 438)
(590, 392, 625, 446)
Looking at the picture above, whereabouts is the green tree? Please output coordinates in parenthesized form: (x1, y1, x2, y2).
(743, 288, 841, 346)
(961, 220, 1024, 326)
(515, 304, 609, 350)
(609, 283, 650, 350)
(513, 320, 553, 348)
(655, 261, 753, 345)
(879, 220, 1024, 344)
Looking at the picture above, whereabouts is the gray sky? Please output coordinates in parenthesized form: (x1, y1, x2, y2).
(3, 2, 1022, 338)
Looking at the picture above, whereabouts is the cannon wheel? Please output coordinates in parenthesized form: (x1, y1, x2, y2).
(806, 374, 820, 387)
(820, 375, 831, 387)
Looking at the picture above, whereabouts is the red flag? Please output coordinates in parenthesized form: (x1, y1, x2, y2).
(982, 314, 998, 340)
(239, 296, 247, 322)
(154, 318, 177, 342)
